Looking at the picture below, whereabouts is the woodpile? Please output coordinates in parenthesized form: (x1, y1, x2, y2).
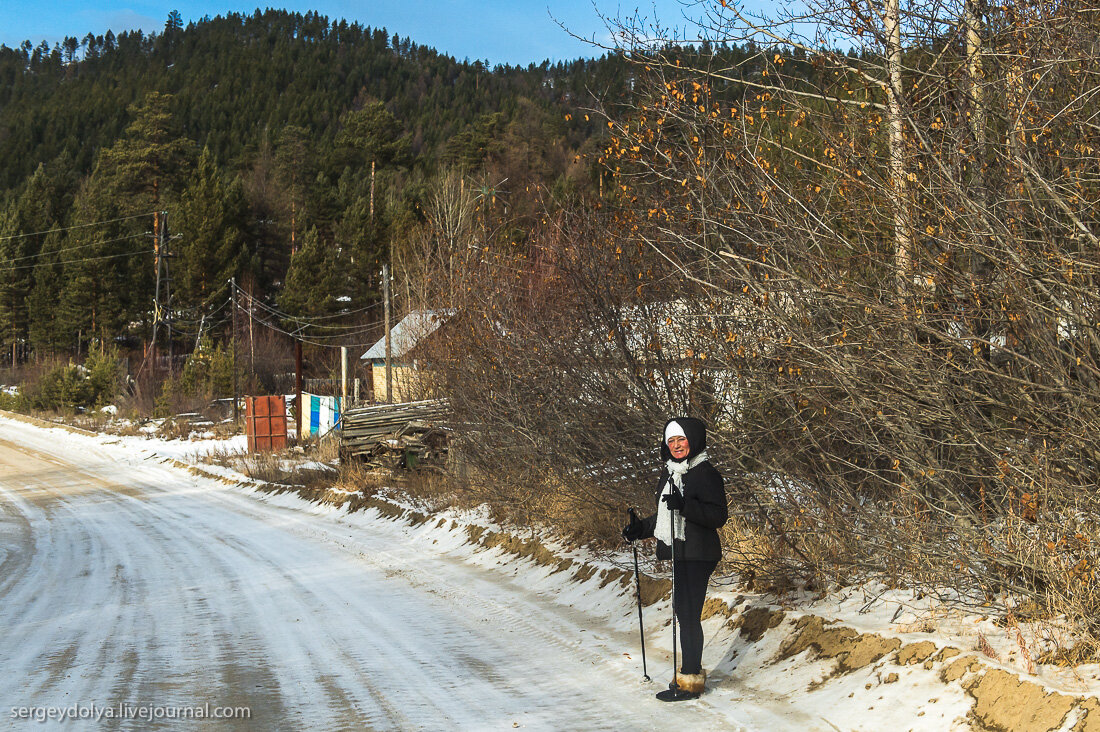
(339, 399, 451, 468)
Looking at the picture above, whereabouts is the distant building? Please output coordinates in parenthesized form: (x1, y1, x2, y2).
(360, 310, 449, 403)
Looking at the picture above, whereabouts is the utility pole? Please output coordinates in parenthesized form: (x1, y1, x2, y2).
(230, 278, 239, 426)
(383, 263, 392, 403)
(149, 210, 162, 377)
(295, 339, 303, 441)
(340, 346, 348, 410)
(161, 211, 175, 374)
(248, 287, 255, 382)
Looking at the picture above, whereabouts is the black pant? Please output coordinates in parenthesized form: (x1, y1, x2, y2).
(673, 559, 718, 674)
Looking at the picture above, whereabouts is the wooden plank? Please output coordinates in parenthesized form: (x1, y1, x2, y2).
(338, 399, 450, 460)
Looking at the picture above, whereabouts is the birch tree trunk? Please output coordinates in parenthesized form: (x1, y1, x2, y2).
(884, 0, 912, 304)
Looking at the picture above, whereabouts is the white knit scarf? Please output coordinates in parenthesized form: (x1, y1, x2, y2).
(654, 451, 709, 548)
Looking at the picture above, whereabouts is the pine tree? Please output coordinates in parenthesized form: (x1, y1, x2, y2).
(335, 101, 409, 222)
(165, 10, 183, 34)
(274, 125, 315, 254)
(242, 131, 290, 295)
(96, 91, 194, 210)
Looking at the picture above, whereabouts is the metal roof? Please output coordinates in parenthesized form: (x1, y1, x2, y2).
(361, 310, 447, 361)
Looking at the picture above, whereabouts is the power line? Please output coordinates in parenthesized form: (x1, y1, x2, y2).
(174, 295, 233, 322)
(234, 297, 385, 349)
(160, 294, 233, 328)
(244, 295, 384, 333)
(0, 232, 150, 267)
(3, 244, 151, 272)
(164, 311, 233, 340)
(0, 211, 157, 242)
(232, 284, 385, 337)
(234, 283, 383, 325)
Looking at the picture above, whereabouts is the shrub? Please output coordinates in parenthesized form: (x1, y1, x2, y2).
(84, 348, 125, 407)
(26, 363, 93, 412)
(158, 337, 236, 415)
(18, 349, 124, 414)
(0, 387, 27, 412)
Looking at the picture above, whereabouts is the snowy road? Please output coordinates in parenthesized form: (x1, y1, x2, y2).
(0, 417, 758, 731)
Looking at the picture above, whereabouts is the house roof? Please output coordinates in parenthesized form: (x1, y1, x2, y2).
(361, 310, 448, 361)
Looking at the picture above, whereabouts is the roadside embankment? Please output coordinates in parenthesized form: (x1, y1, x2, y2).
(233, 473, 1100, 731)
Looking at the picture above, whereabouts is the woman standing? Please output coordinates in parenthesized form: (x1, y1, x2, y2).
(622, 417, 728, 698)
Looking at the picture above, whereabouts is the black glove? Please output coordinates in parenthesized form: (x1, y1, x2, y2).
(662, 490, 686, 511)
(622, 514, 643, 541)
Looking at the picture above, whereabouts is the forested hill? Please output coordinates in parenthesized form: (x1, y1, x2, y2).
(0, 9, 636, 363)
(0, 9, 629, 190)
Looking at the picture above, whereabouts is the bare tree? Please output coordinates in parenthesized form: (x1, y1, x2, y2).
(387, 0, 1100, 651)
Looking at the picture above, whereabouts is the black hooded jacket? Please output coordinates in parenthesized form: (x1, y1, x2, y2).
(637, 417, 728, 562)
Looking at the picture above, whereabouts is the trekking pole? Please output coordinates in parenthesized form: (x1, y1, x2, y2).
(656, 485, 694, 702)
(628, 508, 651, 682)
(669, 498, 679, 691)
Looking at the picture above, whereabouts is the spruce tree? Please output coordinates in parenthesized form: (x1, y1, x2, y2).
(0, 160, 74, 362)
(279, 226, 342, 322)
(0, 201, 29, 362)
(57, 180, 135, 353)
(175, 146, 245, 315)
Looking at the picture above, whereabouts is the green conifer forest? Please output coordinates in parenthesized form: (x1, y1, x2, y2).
(0, 8, 638, 365)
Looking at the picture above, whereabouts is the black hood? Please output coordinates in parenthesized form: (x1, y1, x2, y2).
(660, 416, 707, 463)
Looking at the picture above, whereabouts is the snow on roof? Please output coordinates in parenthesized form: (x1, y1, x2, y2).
(361, 310, 449, 361)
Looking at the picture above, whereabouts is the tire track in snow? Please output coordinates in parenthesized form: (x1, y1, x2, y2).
(117, 482, 574, 729)
(0, 425, 748, 730)
(168, 485, 739, 730)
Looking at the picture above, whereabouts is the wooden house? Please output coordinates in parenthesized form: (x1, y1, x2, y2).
(360, 310, 448, 403)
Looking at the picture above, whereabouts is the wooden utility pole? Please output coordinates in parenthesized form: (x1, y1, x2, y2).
(230, 277, 239, 426)
(162, 211, 174, 373)
(149, 210, 162, 376)
(383, 263, 392, 403)
(340, 346, 348, 410)
(248, 287, 255, 381)
(295, 340, 303, 441)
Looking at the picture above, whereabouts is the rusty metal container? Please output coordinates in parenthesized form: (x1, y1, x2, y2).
(245, 395, 287, 452)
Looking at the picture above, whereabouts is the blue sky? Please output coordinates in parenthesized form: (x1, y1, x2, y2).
(0, 1, 711, 66)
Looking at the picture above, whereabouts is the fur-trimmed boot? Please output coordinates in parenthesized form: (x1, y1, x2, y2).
(674, 669, 706, 696)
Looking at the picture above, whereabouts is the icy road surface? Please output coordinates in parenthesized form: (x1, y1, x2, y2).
(0, 417, 770, 730)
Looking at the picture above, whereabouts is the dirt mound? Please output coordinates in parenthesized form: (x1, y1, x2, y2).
(733, 606, 785, 642)
(760, 611, 1098, 730)
(896, 640, 938, 666)
(966, 669, 1078, 731)
(779, 615, 902, 673)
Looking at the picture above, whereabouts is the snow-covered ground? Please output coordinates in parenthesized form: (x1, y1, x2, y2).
(0, 413, 1094, 731)
(0, 415, 759, 730)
